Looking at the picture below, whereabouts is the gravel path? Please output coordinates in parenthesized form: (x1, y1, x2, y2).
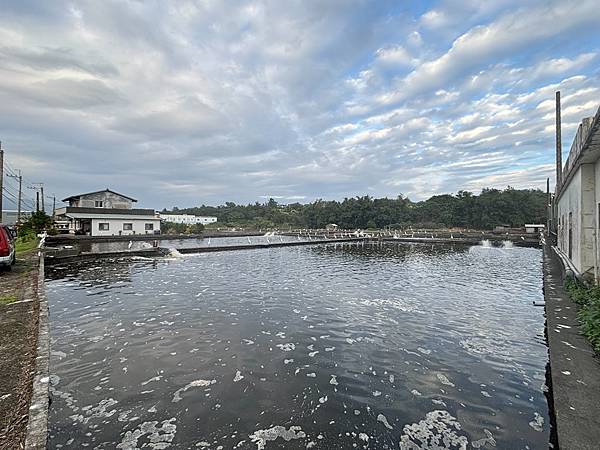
(0, 251, 40, 449)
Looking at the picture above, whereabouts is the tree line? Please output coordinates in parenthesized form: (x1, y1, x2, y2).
(162, 187, 548, 230)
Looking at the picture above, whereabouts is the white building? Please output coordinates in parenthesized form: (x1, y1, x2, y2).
(160, 214, 217, 225)
(525, 224, 545, 234)
(54, 189, 161, 237)
(554, 104, 600, 281)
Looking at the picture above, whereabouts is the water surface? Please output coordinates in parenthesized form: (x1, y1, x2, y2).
(46, 242, 549, 449)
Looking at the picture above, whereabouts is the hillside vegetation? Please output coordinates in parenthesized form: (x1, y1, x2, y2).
(163, 187, 547, 230)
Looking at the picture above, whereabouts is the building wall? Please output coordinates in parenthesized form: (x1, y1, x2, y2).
(161, 214, 217, 225)
(557, 168, 582, 270)
(90, 218, 160, 236)
(71, 192, 133, 209)
(557, 164, 597, 277)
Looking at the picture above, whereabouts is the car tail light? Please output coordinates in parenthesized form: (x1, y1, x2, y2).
(0, 229, 9, 256)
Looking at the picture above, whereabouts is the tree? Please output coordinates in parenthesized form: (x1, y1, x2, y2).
(18, 211, 54, 236)
(162, 187, 547, 230)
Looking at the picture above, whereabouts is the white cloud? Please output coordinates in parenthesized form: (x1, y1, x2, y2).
(0, 0, 598, 208)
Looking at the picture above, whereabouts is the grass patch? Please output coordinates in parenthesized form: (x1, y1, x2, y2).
(15, 236, 38, 253)
(0, 294, 18, 305)
(564, 277, 600, 354)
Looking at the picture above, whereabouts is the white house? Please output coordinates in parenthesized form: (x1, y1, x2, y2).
(160, 214, 217, 225)
(525, 224, 545, 234)
(54, 189, 161, 236)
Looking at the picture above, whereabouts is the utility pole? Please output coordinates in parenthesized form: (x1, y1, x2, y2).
(52, 195, 56, 217)
(17, 171, 21, 223)
(556, 91, 562, 190)
(6, 170, 22, 223)
(0, 141, 4, 219)
(29, 183, 44, 214)
(546, 177, 551, 233)
(40, 185, 45, 213)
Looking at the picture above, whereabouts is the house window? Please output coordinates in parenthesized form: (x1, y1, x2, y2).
(123, 223, 133, 231)
(95, 201, 104, 207)
(99, 223, 110, 231)
(145, 223, 154, 231)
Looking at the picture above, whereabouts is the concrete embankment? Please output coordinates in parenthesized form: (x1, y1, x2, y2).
(543, 243, 600, 449)
(175, 237, 364, 254)
(45, 231, 264, 246)
(379, 236, 540, 247)
(0, 251, 49, 449)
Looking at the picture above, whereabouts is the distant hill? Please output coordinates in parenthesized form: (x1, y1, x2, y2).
(163, 187, 547, 230)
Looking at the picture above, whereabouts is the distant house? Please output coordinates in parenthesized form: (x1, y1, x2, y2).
(54, 189, 160, 236)
(326, 223, 339, 231)
(525, 224, 545, 234)
(161, 214, 217, 225)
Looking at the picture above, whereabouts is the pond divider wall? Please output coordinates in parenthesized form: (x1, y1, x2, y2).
(175, 237, 365, 254)
(24, 253, 49, 450)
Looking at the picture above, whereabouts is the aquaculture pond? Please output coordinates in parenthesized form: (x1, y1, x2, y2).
(46, 242, 550, 449)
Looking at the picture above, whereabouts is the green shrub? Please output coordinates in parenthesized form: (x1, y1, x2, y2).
(564, 277, 600, 354)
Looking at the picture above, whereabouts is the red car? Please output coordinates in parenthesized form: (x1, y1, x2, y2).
(0, 224, 16, 271)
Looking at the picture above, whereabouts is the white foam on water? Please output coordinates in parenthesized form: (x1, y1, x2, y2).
(319, 395, 328, 404)
(528, 412, 544, 432)
(399, 410, 468, 450)
(141, 375, 163, 386)
(377, 413, 393, 430)
(432, 399, 447, 407)
(329, 375, 338, 386)
(471, 429, 496, 448)
(117, 418, 177, 449)
(233, 371, 244, 382)
(437, 373, 455, 387)
(168, 248, 184, 258)
(249, 425, 306, 450)
(172, 379, 216, 403)
(411, 389, 422, 397)
(373, 391, 382, 397)
(284, 359, 294, 365)
(276, 343, 295, 352)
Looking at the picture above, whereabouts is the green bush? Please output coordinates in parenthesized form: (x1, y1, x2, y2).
(564, 277, 600, 354)
(18, 211, 54, 235)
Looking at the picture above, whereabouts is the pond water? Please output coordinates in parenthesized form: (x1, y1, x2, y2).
(46, 242, 549, 449)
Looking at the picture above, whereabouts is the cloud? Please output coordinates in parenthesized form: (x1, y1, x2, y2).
(0, 0, 598, 209)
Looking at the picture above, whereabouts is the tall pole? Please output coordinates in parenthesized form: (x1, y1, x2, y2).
(556, 91, 562, 190)
(546, 177, 550, 233)
(52, 195, 56, 217)
(40, 185, 45, 213)
(0, 141, 4, 220)
(17, 171, 22, 223)
(36, 191, 39, 212)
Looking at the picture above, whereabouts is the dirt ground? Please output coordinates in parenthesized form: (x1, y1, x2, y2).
(0, 251, 40, 450)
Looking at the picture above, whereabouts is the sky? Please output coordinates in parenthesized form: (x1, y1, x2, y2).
(1, 0, 600, 210)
